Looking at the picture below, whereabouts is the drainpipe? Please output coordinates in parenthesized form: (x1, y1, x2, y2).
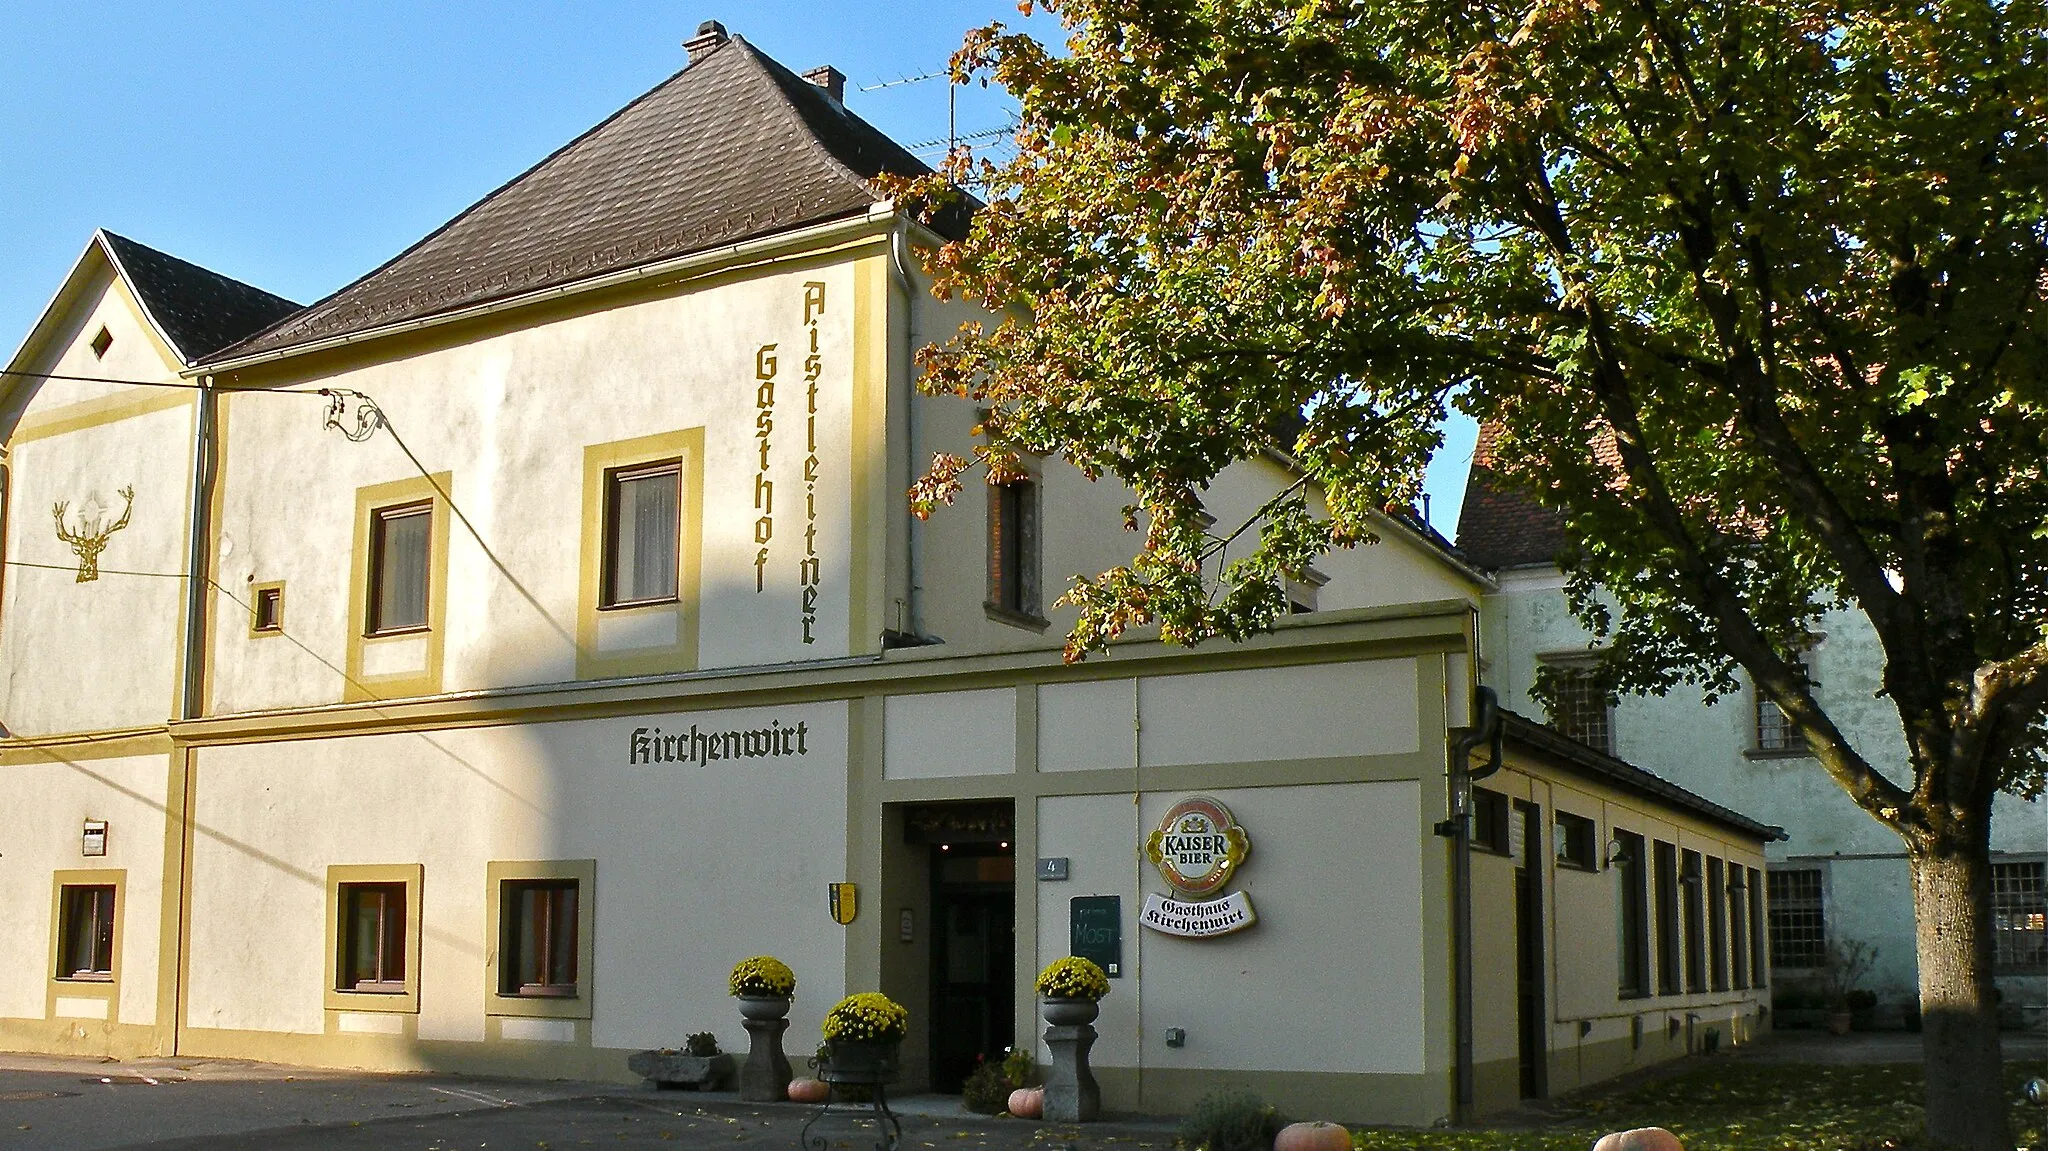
(888, 226, 924, 638)
(1435, 685, 1502, 1123)
(180, 375, 216, 720)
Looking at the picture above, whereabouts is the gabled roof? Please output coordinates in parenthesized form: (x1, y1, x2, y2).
(100, 231, 301, 362)
(205, 34, 936, 364)
(1455, 420, 1568, 571)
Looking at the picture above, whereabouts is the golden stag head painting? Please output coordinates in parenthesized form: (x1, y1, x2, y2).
(52, 485, 135, 583)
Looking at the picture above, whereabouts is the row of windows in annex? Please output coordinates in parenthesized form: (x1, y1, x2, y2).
(1462, 769, 1769, 1029)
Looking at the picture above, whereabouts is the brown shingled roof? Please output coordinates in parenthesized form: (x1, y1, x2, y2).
(204, 34, 936, 364)
(1455, 420, 1569, 570)
(99, 231, 300, 362)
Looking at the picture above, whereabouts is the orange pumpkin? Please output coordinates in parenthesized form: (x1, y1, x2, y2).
(1274, 1121, 1350, 1151)
(787, 1077, 830, 1104)
(1008, 1086, 1045, 1119)
(1592, 1129, 1685, 1151)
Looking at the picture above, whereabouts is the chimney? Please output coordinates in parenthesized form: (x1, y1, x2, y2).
(802, 65, 846, 103)
(684, 20, 728, 62)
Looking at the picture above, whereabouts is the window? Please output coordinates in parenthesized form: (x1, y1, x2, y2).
(251, 583, 284, 634)
(1767, 867, 1826, 970)
(1729, 867, 1750, 989)
(602, 460, 681, 607)
(1614, 830, 1649, 997)
(367, 502, 432, 634)
(338, 882, 408, 992)
(1472, 787, 1511, 855)
(1753, 650, 1815, 754)
(57, 885, 116, 980)
(500, 880, 579, 996)
(1542, 659, 1614, 755)
(1654, 840, 1681, 995)
(90, 326, 113, 359)
(1992, 861, 2046, 973)
(1682, 850, 1706, 992)
(1708, 857, 1729, 991)
(987, 477, 1041, 622)
(1285, 569, 1328, 615)
(1747, 867, 1768, 987)
(1555, 812, 1598, 871)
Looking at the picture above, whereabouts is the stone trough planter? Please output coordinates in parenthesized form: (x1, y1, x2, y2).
(628, 1049, 737, 1090)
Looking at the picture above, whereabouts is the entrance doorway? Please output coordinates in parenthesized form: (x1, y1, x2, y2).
(902, 801, 1016, 1092)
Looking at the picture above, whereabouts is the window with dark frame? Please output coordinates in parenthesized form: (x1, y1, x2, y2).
(1754, 650, 1814, 753)
(57, 884, 115, 980)
(1730, 867, 1750, 989)
(1615, 830, 1649, 997)
(252, 586, 283, 633)
(1682, 850, 1706, 993)
(1992, 861, 2046, 973)
(1654, 840, 1681, 995)
(1767, 867, 1827, 970)
(1472, 787, 1511, 855)
(367, 502, 432, 634)
(90, 326, 113, 359)
(1748, 866, 1769, 987)
(987, 478, 1041, 620)
(338, 882, 408, 992)
(1555, 811, 1598, 871)
(1543, 660, 1614, 755)
(500, 879, 580, 997)
(1708, 857, 1729, 991)
(601, 460, 681, 608)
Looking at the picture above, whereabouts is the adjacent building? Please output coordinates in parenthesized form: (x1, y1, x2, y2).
(2, 26, 1783, 1123)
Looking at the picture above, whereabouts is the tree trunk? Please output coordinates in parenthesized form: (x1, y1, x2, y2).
(1910, 835, 2009, 1151)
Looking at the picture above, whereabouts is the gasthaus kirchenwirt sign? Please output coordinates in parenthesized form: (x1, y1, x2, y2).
(1139, 796, 1256, 937)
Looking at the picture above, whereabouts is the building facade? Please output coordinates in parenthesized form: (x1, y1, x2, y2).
(3, 27, 1780, 1123)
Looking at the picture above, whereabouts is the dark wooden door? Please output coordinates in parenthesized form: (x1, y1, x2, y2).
(929, 851, 1015, 1093)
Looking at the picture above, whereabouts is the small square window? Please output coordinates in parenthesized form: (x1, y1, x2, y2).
(252, 585, 284, 633)
(90, 327, 113, 359)
(1471, 787, 1511, 855)
(338, 882, 408, 992)
(57, 885, 115, 980)
(367, 502, 432, 634)
(1555, 812, 1598, 871)
(602, 461, 681, 608)
(500, 880, 580, 997)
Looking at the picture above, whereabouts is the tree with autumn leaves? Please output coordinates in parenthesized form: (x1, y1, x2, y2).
(891, 0, 2048, 1146)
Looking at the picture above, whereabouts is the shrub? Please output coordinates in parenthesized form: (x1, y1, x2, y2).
(962, 1058, 1010, 1113)
(1035, 956, 1111, 1000)
(729, 955, 796, 999)
(1001, 1047, 1037, 1088)
(1178, 1089, 1279, 1151)
(685, 1031, 720, 1057)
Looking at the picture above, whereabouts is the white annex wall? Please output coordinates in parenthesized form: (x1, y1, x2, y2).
(1037, 781, 1427, 1076)
(0, 754, 169, 1024)
(185, 701, 849, 1053)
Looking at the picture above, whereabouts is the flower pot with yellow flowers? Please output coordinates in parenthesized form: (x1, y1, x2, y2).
(819, 992, 909, 1085)
(1034, 957, 1106, 1122)
(1036, 956, 1109, 1027)
(729, 956, 797, 1102)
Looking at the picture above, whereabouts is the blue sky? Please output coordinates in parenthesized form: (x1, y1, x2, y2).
(0, 2, 1473, 534)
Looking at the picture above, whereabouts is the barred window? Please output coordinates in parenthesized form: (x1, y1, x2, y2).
(1767, 868, 1827, 970)
(1544, 660, 1614, 755)
(1993, 861, 2046, 973)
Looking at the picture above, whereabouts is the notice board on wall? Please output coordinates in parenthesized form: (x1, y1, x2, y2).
(1070, 895, 1123, 977)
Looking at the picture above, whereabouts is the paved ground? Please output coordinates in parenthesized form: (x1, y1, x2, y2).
(2, 1032, 2041, 1150)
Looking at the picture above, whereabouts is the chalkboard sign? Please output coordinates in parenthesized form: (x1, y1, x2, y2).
(1070, 895, 1123, 977)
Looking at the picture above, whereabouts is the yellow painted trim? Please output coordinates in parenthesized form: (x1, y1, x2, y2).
(344, 474, 451, 702)
(482, 859, 597, 1021)
(247, 580, 287, 638)
(575, 430, 704, 680)
(9, 389, 193, 445)
(0, 728, 172, 766)
(850, 254, 888, 655)
(322, 862, 424, 1014)
(0, 1017, 161, 1060)
(47, 868, 126, 1022)
(169, 1023, 631, 1081)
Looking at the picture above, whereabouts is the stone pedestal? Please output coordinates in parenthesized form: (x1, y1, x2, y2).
(740, 1017, 793, 1101)
(1041, 1023, 1099, 1122)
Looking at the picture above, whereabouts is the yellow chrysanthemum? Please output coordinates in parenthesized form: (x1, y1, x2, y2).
(822, 992, 909, 1042)
(729, 956, 797, 999)
(1034, 956, 1110, 1000)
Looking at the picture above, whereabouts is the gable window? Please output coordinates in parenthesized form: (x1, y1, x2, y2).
(1992, 860, 2046, 973)
(367, 502, 432, 634)
(1614, 830, 1649, 998)
(90, 326, 113, 359)
(57, 885, 116, 980)
(1542, 658, 1614, 755)
(1767, 866, 1826, 971)
(602, 460, 681, 607)
(338, 882, 408, 992)
(987, 477, 1041, 623)
(500, 879, 580, 997)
